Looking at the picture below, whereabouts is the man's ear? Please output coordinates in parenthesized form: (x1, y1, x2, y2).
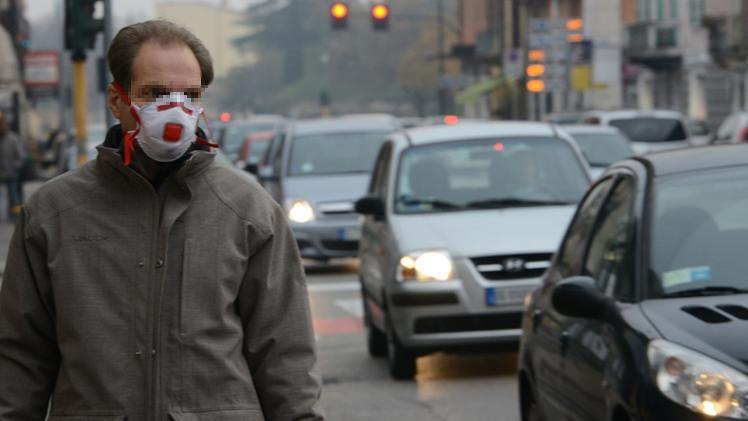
(107, 83, 124, 120)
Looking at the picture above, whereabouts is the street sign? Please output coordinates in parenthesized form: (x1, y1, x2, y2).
(24, 51, 60, 88)
(503, 49, 525, 80)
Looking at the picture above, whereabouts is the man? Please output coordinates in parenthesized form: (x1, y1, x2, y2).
(0, 20, 323, 420)
(0, 112, 25, 222)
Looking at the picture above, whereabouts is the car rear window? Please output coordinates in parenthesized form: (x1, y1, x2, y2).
(394, 137, 589, 214)
(609, 117, 687, 143)
(571, 133, 634, 167)
(288, 131, 389, 176)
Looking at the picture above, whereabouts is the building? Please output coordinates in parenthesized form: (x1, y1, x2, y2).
(155, 2, 257, 80)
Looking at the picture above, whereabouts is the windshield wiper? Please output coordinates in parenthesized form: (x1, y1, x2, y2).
(465, 198, 572, 209)
(399, 196, 461, 210)
(662, 286, 748, 298)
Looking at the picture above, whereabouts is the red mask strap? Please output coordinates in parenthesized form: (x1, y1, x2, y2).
(197, 112, 219, 148)
(113, 81, 141, 166)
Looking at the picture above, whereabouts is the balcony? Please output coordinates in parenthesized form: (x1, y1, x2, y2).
(626, 22, 682, 70)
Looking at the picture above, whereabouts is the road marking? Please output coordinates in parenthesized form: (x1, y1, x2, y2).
(335, 298, 364, 318)
(307, 281, 360, 293)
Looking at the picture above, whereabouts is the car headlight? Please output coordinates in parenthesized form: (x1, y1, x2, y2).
(287, 199, 315, 223)
(648, 339, 748, 418)
(398, 250, 454, 282)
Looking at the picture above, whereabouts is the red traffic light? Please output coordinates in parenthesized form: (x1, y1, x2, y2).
(219, 112, 232, 123)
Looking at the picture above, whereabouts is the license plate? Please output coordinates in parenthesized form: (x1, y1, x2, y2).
(338, 227, 361, 241)
(486, 285, 535, 306)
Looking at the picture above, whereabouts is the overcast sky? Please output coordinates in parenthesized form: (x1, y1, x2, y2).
(24, 0, 257, 23)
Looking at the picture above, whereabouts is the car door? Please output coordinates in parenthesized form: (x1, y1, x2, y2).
(531, 176, 615, 418)
(359, 142, 394, 330)
(559, 174, 636, 420)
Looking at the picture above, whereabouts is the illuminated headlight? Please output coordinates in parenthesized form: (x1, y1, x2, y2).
(287, 199, 315, 223)
(399, 250, 454, 282)
(648, 339, 748, 418)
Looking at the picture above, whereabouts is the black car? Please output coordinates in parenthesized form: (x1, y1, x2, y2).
(519, 145, 748, 421)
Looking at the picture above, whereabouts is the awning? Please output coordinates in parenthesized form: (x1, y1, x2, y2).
(455, 78, 507, 105)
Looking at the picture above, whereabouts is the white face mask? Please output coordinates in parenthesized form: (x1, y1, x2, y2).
(131, 92, 202, 162)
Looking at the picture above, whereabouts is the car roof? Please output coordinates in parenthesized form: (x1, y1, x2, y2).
(403, 121, 559, 146)
(561, 125, 624, 135)
(290, 117, 399, 136)
(634, 144, 748, 177)
(584, 109, 685, 120)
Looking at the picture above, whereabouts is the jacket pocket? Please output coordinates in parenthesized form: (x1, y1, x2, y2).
(48, 416, 127, 421)
(169, 409, 264, 421)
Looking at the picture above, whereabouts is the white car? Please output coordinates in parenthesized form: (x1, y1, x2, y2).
(562, 125, 635, 179)
(580, 109, 692, 155)
(355, 121, 591, 379)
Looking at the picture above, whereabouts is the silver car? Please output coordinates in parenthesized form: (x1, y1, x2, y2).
(562, 125, 635, 179)
(258, 116, 400, 261)
(355, 121, 591, 379)
(580, 109, 692, 155)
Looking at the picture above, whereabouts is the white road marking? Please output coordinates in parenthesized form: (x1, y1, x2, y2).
(335, 298, 364, 318)
(307, 281, 360, 293)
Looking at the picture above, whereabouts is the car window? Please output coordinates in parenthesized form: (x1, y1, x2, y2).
(394, 137, 589, 214)
(651, 166, 748, 296)
(368, 142, 393, 198)
(582, 177, 635, 299)
(609, 117, 687, 142)
(288, 131, 389, 176)
(570, 133, 634, 167)
(687, 120, 710, 136)
(556, 178, 615, 279)
(223, 122, 280, 158)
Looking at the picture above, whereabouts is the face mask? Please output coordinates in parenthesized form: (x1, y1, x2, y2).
(132, 91, 200, 162)
(114, 82, 217, 166)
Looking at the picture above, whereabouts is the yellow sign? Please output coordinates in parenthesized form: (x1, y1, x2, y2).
(571, 65, 592, 91)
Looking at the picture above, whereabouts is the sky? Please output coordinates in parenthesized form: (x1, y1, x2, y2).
(24, 0, 258, 23)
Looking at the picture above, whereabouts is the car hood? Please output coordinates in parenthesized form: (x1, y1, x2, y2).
(283, 174, 371, 206)
(632, 141, 690, 155)
(641, 294, 748, 372)
(390, 206, 576, 258)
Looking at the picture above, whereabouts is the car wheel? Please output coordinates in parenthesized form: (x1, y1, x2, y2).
(366, 315, 387, 358)
(385, 314, 416, 380)
(520, 374, 545, 421)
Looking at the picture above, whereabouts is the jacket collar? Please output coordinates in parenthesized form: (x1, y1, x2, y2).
(97, 124, 215, 187)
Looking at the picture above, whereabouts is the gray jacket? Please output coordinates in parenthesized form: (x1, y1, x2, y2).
(0, 132, 24, 180)
(0, 140, 323, 420)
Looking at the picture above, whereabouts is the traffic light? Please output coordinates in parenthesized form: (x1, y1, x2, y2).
(371, 3, 390, 30)
(330, 2, 349, 30)
(65, 0, 104, 53)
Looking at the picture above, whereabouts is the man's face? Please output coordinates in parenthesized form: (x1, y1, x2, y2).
(108, 40, 203, 133)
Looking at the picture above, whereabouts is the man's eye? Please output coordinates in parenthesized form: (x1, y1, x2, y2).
(151, 88, 169, 99)
(186, 90, 201, 100)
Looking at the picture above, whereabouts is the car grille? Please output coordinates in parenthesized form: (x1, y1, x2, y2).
(470, 253, 553, 281)
(414, 313, 523, 334)
(321, 240, 359, 252)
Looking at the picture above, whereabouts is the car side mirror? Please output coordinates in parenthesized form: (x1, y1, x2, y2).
(355, 196, 385, 221)
(552, 276, 610, 320)
(245, 163, 259, 175)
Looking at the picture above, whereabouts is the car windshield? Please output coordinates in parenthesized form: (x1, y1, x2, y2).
(223, 122, 279, 157)
(651, 166, 748, 297)
(395, 137, 589, 214)
(288, 131, 389, 176)
(571, 133, 634, 167)
(248, 138, 272, 163)
(609, 117, 687, 143)
(688, 120, 710, 136)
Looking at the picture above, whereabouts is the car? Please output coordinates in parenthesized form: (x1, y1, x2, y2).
(518, 145, 748, 421)
(235, 130, 275, 171)
(562, 125, 635, 179)
(354, 121, 592, 379)
(258, 116, 400, 261)
(218, 114, 285, 164)
(544, 112, 582, 125)
(580, 110, 691, 155)
(687, 118, 713, 147)
(712, 111, 748, 145)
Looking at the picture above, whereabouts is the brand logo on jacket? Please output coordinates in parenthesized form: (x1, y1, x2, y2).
(73, 235, 109, 242)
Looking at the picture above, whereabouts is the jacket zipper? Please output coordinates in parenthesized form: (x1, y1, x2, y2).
(142, 184, 162, 421)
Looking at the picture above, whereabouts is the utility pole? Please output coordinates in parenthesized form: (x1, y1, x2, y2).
(72, 50, 87, 165)
(103, 0, 113, 128)
(437, 0, 447, 115)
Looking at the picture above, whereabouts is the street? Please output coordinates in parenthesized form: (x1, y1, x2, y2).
(308, 261, 520, 421)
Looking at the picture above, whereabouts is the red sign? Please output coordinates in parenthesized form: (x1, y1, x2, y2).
(24, 51, 60, 88)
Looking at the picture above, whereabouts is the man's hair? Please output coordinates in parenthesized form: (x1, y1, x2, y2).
(107, 20, 214, 91)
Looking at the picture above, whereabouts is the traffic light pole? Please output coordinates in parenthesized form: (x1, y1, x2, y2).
(72, 50, 88, 166)
(103, 0, 114, 128)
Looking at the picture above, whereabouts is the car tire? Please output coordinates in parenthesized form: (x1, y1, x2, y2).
(366, 316, 387, 358)
(385, 314, 416, 380)
(520, 375, 545, 421)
